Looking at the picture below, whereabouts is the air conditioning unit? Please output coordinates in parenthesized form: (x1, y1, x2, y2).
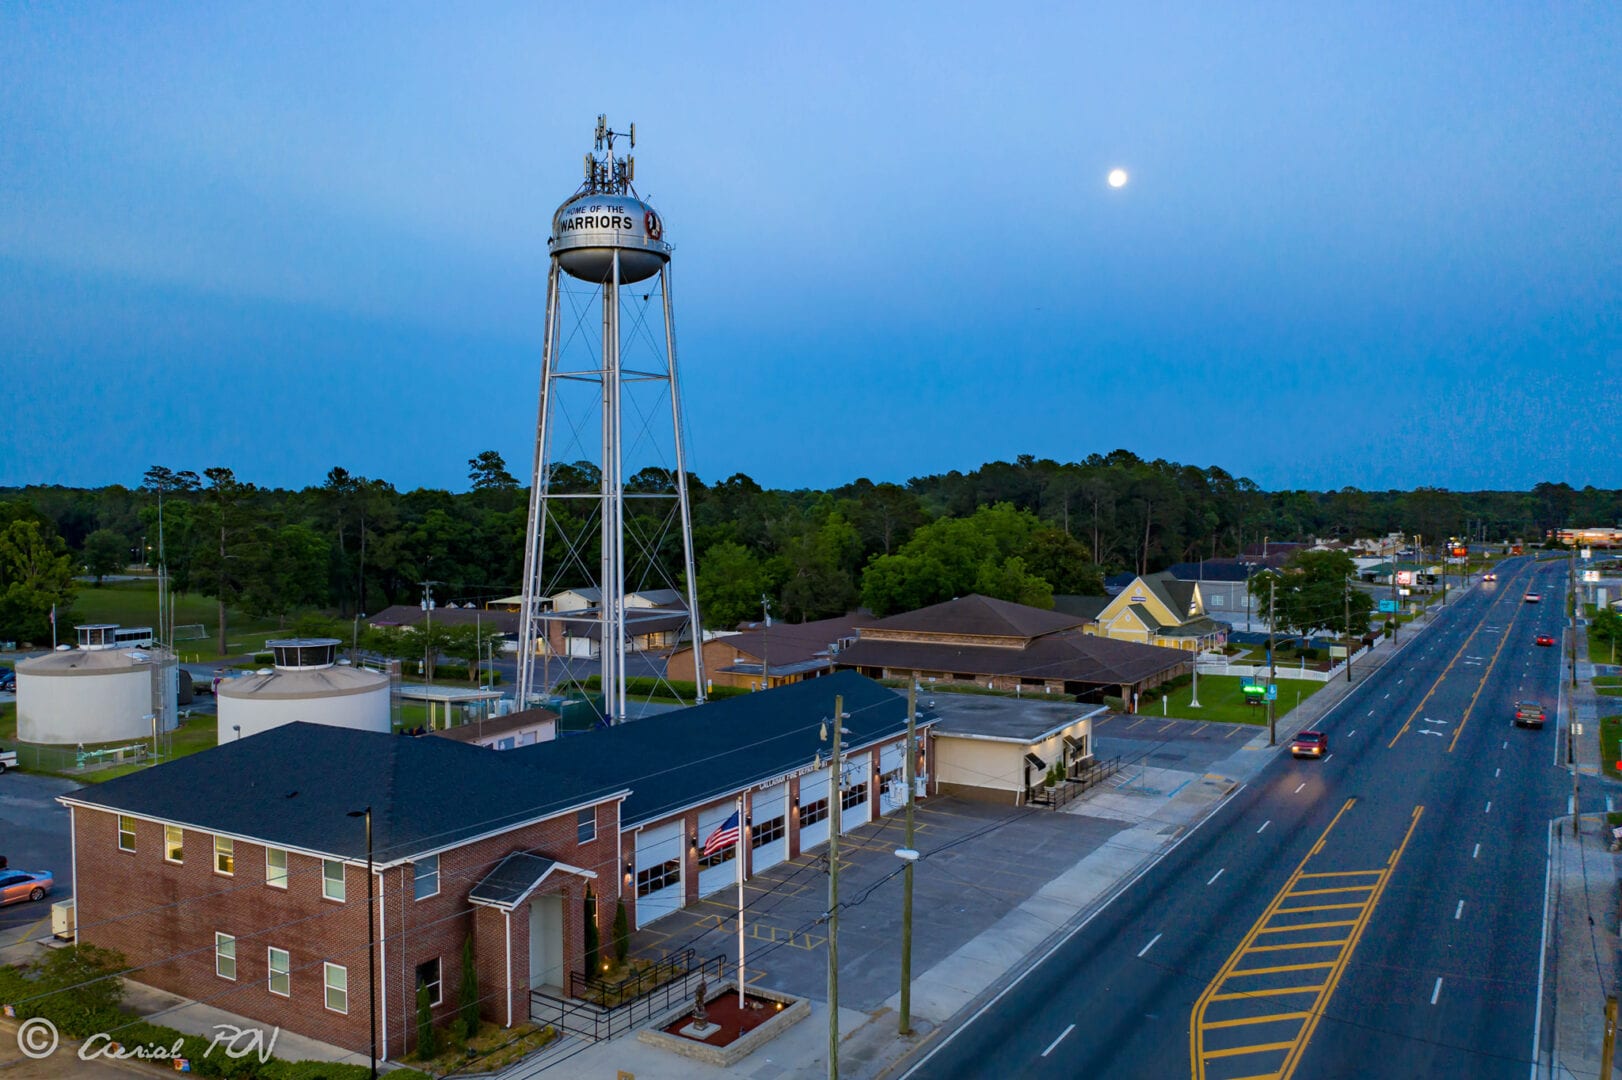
(914, 774, 929, 799)
(52, 899, 76, 941)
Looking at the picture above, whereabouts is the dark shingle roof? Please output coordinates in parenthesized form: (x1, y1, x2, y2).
(1051, 595, 1109, 620)
(512, 670, 931, 827)
(61, 723, 622, 865)
(369, 606, 520, 633)
(835, 630, 1187, 689)
(470, 853, 564, 909)
(854, 595, 1086, 641)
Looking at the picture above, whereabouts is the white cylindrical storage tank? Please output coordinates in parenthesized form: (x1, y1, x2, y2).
(217, 638, 390, 743)
(16, 625, 172, 745)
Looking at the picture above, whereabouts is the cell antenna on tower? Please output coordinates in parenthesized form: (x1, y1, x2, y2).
(515, 117, 706, 724)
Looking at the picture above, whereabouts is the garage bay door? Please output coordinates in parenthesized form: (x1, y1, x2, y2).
(839, 754, 870, 833)
(697, 802, 742, 898)
(750, 783, 788, 872)
(798, 767, 831, 851)
(634, 821, 684, 928)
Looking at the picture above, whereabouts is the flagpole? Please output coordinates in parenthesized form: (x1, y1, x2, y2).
(736, 794, 746, 1008)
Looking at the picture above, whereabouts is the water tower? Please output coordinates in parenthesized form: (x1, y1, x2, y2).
(516, 116, 705, 722)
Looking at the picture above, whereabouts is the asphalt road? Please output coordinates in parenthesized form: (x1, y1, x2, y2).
(904, 557, 1571, 1080)
(0, 772, 77, 948)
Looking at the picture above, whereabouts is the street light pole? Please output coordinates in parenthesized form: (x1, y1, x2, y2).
(348, 807, 377, 1079)
(1267, 574, 1277, 746)
(898, 676, 919, 1035)
(826, 696, 845, 1080)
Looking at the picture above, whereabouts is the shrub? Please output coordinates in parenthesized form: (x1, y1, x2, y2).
(459, 935, 480, 1039)
(415, 982, 438, 1058)
(612, 900, 630, 964)
(252, 652, 274, 664)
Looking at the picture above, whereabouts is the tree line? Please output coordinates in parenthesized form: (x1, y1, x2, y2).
(0, 451, 1613, 646)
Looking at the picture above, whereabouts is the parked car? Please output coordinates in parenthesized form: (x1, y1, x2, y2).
(0, 668, 14, 692)
(0, 746, 16, 773)
(0, 869, 53, 906)
(1291, 730, 1328, 758)
(1535, 634, 1556, 647)
(1524, 592, 1541, 603)
(1513, 702, 1546, 728)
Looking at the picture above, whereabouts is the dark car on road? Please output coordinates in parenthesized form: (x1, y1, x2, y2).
(1291, 730, 1328, 758)
(1513, 702, 1546, 728)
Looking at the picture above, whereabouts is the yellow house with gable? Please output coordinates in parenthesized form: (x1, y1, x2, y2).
(1088, 571, 1228, 652)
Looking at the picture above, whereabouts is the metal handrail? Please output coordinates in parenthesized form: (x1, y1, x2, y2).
(534, 952, 726, 1042)
(1046, 755, 1122, 809)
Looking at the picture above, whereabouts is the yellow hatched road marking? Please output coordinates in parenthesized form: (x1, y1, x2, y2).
(1247, 939, 1350, 954)
(1286, 885, 1374, 898)
(1205, 1042, 1297, 1060)
(1191, 802, 1425, 1080)
(1298, 870, 1381, 879)
(1210, 985, 1326, 1002)
(1201, 1011, 1312, 1030)
(1257, 919, 1357, 934)
(1229, 961, 1336, 977)
(1200, 1011, 1310, 1024)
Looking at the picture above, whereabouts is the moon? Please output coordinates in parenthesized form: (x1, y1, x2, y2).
(1107, 168, 1129, 188)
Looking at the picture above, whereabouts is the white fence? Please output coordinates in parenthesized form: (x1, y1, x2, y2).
(1196, 646, 1370, 683)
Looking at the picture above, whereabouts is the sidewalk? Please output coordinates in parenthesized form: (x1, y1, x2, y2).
(1552, 609, 1620, 1079)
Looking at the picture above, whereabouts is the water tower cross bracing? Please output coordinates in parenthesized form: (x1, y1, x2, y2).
(516, 116, 705, 721)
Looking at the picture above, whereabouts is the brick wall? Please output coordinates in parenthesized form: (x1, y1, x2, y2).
(72, 795, 625, 1061)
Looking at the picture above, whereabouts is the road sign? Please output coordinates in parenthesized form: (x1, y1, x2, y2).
(1378, 599, 1399, 614)
(1266, 685, 1278, 702)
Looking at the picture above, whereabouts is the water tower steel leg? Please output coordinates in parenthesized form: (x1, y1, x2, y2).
(610, 253, 629, 722)
(599, 259, 620, 723)
(661, 263, 706, 701)
(518, 260, 562, 711)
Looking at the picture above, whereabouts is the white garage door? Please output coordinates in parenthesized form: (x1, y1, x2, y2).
(696, 802, 742, 898)
(634, 821, 684, 928)
(839, 755, 870, 833)
(798, 767, 831, 851)
(750, 783, 788, 872)
(878, 743, 905, 814)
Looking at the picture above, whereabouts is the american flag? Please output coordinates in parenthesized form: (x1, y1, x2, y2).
(702, 811, 740, 857)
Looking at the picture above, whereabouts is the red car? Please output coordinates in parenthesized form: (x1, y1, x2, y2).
(1535, 634, 1555, 647)
(1291, 730, 1328, 758)
(1524, 592, 1541, 603)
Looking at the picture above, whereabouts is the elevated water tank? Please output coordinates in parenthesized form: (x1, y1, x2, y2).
(16, 625, 178, 745)
(550, 192, 669, 284)
(217, 638, 390, 742)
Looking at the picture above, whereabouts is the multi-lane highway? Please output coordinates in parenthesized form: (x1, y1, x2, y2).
(906, 557, 1572, 1079)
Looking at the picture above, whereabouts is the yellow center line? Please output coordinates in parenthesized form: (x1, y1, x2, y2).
(1448, 590, 1533, 753)
(1387, 562, 1536, 749)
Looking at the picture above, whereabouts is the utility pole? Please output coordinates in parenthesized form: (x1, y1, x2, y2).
(420, 580, 437, 687)
(1601, 994, 1618, 1079)
(1571, 539, 1580, 689)
(898, 676, 919, 1035)
(1344, 583, 1353, 683)
(761, 594, 772, 691)
(1268, 574, 1277, 747)
(826, 695, 845, 1080)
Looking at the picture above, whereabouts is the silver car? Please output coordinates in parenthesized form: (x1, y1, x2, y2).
(0, 870, 53, 906)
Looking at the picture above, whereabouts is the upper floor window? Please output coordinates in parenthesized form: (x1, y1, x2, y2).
(164, 825, 184, 864)
(322, 859, 346, 902)
(577, 808, 596, 845)
(413, 854, 439, 901)
(214, 836, 235, 876)
(118, 815, 137, 853)
(265, 848, 288, 889)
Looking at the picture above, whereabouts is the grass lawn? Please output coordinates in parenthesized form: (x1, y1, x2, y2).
(66, 579, 293, 658)
(1603, 716, 1622, 781)
(1153, 673, 1327, 726)
(1, 701, 14, 742)
(1588, 613, 1619, 667)
(2, 706, 217, 780)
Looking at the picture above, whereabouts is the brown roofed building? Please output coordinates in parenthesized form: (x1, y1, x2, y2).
(667, 613, 857, 691)
(835, 594, 1188, 706)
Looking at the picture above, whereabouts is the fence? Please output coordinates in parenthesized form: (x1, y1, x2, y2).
(6, 741, 153, 775)
(1031, 755, 1122, 809)
(531, 950, 726, 1042)
(1196, 646, 1369, 684)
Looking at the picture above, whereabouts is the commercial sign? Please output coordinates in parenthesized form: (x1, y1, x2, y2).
(1329, 645, 1348, 658)
(1378, 599, 1399, 613)
(1396, 570, 1414, 586)
(1583, 570, 1601, 582)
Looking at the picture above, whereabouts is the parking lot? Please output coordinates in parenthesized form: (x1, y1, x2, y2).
(0, 772, 76, 949)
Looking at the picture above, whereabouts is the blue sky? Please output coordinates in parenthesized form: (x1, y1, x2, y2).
(2, 3, 1618, 494)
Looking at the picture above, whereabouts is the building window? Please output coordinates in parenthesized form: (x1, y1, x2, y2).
(215, 933, 236, 980)
(214, 836, 234, 876)
(414, 854, 439, 901)
(698, 843, 735, 870)
(416, 957, 442, 1006)
(577, 808, 596, 844)
(841, 782, 869, 812)
(751, 816, 786, 849)
(164, 825, 184, 864)
(322, 860, 346, 902)
(265, 848, 288, 889)
(635, 858, 680, 898)
(267, 947, 290, 997)
(118, 815, 137, 853)
(324, 963, 348, 1013)
(800, 798, 829, 828)
(1210, 593, 1225, 608)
